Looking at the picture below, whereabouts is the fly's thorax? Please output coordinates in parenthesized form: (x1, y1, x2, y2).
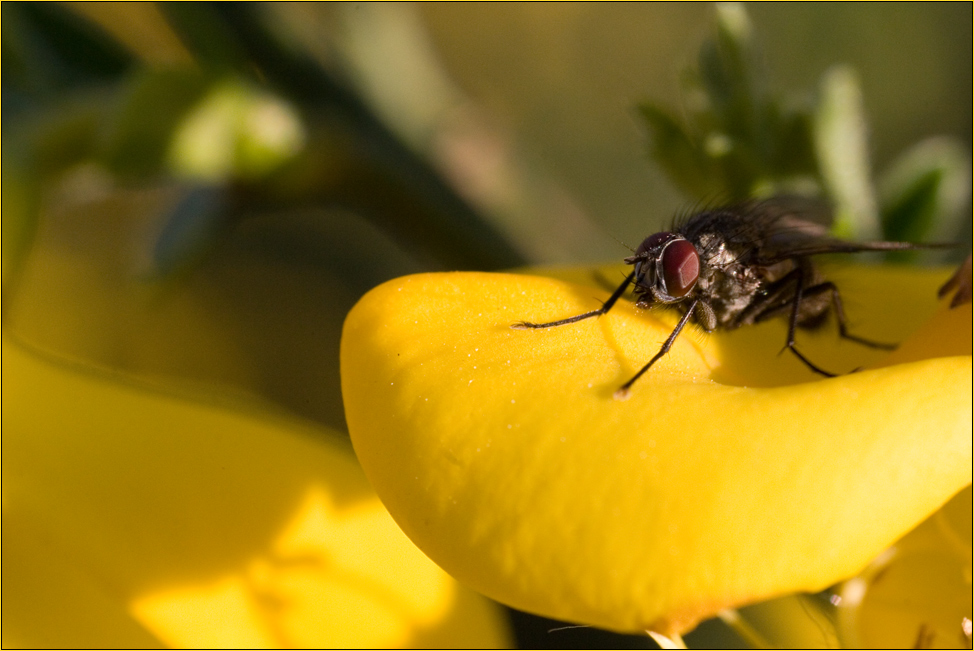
(695, 232, 734, 267)
(693, 245, 765, 328)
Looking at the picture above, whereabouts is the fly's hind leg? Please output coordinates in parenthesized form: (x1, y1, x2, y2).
(810, 281, 897, 350)
(733, 266, 837, 376)
(752, 277, 896, 351)
(782, 272, 897, 377)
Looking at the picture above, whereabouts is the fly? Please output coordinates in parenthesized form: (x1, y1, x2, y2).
(513, 198, 947, 399)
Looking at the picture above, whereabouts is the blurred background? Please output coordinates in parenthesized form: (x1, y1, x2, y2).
(4, 1, 970, 430)
(3, 3, 971, 647)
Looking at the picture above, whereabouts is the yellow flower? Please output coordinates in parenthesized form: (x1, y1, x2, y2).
(340, 264, 972, 635)
(837, 485, 972, 648)
(2, 337, 511, 648)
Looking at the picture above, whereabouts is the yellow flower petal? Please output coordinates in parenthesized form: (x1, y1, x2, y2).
(340, 268, 972, 634)
(837, 486, 972, 648)
(2, 338, 511, 648)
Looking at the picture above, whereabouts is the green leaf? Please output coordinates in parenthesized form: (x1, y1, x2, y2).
(639, 2, 967, 252)
(768, 106, 818, 182)
(1, 3, 133, 95)
(165, 78, 306, 182)
(637, 104, 721, 199)
(697, 2, 759, 139)
(641, 3, 822, 203)
(102, 69, 210, 180)
(813, 66, 880, 240)
(879, 137, 972, 249)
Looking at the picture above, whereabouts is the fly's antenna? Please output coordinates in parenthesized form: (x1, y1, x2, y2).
(610, 233, 636, 253)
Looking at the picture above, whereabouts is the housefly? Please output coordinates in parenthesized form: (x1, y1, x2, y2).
(513, 198, 943, 399)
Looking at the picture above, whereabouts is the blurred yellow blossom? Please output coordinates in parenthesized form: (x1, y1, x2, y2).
(2, 337, 511, 648)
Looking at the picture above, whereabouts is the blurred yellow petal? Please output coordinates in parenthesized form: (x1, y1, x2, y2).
(2, 338, 511, 648)
(837, 486, 972, 649)
(340, 267, 972, 635)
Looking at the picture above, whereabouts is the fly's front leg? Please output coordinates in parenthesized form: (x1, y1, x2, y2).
(614, 299, 699, 400)
(512, 271, 635, 329)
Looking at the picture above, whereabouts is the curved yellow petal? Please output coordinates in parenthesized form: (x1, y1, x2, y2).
(340, 268, 972, 634)
(2, 338, 511, 648)
(837, 486, 972, 648)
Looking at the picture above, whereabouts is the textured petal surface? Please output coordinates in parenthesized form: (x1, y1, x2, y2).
(341, 266, 972, 634)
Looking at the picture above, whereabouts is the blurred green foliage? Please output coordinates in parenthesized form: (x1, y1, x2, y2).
(2, 2, 528, 436)
(3, 3, 525, 278)
(639, 4, 819, 203)
(638, 3, 970, 247)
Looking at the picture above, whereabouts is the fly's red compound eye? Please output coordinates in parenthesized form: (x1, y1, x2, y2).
(660, 239, 699, 298)
(635, 231, 675, 256)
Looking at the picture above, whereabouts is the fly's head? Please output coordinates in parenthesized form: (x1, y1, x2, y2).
(625, 232, 701, 307)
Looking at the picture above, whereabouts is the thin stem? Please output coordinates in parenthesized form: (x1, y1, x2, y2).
(717, 609, 773, 649)
(646, 629, 687, 649)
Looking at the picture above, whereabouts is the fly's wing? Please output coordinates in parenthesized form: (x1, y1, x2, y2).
(760, 229, 952, 264)
(759, 215, 921, 261)
(677, 197, 834, 260)
(742, 199, 952, 265)
(677, 197, 954, 267)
